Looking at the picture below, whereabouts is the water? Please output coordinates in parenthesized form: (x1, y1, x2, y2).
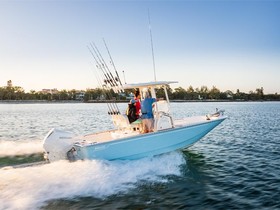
(0, 102, 280, 210)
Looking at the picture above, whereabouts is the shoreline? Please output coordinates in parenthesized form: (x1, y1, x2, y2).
(0, 99, 279, 104)
(0, 100, 83, 104)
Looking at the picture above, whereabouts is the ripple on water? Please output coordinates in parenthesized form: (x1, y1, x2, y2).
(1, 102, 280, 209)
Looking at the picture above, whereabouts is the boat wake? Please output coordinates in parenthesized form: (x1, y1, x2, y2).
(0, 151, 186, 210)
(0, 140, 44, 157)
(0, 140, 45, 168)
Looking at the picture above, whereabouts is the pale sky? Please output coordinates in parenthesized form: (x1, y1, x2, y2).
(0, 0, 279, 94)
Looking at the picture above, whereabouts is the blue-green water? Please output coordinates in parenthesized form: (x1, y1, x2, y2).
(0, 102, 280, 209)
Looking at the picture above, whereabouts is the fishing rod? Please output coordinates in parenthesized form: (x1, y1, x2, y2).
(90, 43, 121, 113)
(88, 47, 120, 114)
(92, 42, 120, 90)
(90, 64, 114, 114)
(95, 67, 120, 114)
(95, 43, 122, 114)
(88, 44, 111, 86)
(89, 57, 116, 114)
(91, 43, 120, 95)
(102, 83, 121, 115)
(103, 38, 123, 89)
(88, 44, 115, 88)
(90, 43, 114, 85)
(92, 59, 121, 115)
(93, 63, 120, 115)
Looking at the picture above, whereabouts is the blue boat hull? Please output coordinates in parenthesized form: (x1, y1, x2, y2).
(74, 117, 226, 160)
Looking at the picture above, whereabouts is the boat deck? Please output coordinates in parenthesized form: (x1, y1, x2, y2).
(78, 115, 216, 146)
(82, 129, 141, 144)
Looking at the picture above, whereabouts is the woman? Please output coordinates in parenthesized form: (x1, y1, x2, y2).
(134, 90, 141, 119)
(127, 90, 141, 123)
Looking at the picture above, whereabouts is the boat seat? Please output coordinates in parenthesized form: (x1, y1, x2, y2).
(112, 114, 143, 132)
(112, 114, 130, 129)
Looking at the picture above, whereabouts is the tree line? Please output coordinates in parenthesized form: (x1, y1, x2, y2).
(0, 85, 279, 101)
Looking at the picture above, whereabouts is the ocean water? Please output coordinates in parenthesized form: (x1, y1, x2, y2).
(0, 102, 280, 210)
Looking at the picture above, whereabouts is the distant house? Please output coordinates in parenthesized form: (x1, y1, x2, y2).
(41, 88, 59, 94)
(227, 93, 233, 99)
(126, 92, 134, 100)
(225, 90, 234, 99)
(4, 80, 24, 92)
(118, 92, 134, 100)
(75, 91, 85, 100)
(7, 80, 12, 88)
(97, 94, 106, 100)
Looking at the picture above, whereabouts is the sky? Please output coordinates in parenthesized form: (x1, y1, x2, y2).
(0, 0, 279, 94)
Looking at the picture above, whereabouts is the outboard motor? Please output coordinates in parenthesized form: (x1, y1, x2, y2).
(43, 128, 79, 162)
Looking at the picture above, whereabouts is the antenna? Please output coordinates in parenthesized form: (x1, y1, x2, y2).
(148, 9, 156, 81)
(122, 70, 127, 84)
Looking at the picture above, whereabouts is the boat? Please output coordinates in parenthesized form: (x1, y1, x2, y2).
(43, 80, 227, 162)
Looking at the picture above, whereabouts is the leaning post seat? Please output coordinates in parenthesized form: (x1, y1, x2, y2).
(111, 114, 142, 132)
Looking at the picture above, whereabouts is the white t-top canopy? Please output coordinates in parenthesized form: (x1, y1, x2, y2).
(122, 81, 178, 90)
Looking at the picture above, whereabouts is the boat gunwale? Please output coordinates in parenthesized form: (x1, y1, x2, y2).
(75, 115, 227, 148)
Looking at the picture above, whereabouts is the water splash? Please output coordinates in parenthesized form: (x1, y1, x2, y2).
(0, 151, 186, 210)
(0, 140, 43, 157)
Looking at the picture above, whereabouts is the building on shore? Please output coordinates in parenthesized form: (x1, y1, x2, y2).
(40, 88, 59, 95)
(7, 80, 12, 88)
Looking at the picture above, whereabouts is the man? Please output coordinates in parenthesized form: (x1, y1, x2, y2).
(141, 89, 156, 133)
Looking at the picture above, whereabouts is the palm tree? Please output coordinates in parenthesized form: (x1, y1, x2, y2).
(173, 87, 187, 100)
(209, 86, 220, 100)
(256, 87, 264, 100)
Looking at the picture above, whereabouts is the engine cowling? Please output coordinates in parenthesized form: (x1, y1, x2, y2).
(43, 128, 78, 162)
